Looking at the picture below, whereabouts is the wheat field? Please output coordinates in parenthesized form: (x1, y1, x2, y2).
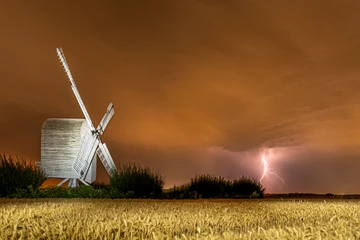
(0, 198, 359, 239)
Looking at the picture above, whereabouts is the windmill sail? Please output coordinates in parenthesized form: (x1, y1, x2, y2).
(73, 131, 98, 178)
(96, 143, 117, 176)
(56, 48, 96, 131)
(97, 103, 115, 135)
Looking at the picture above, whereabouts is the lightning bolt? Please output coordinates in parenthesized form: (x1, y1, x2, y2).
(260, 153, 285, 185)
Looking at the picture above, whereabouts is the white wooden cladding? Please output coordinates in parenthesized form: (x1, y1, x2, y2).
(41, 118, 96, 183)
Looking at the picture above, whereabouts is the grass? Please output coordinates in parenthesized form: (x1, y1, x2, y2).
(0, 198, 359, 239)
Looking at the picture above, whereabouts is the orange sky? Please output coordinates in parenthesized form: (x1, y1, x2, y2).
(2, 0, 360, 193)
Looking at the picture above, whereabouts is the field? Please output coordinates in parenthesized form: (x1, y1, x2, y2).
(1, 198, 359, 239)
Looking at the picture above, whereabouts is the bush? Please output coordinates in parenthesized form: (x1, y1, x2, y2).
(92, 182, 110, 191)
(190, 174, 230, 198)
(36, 186, 71, 198)
(65, 185, 109, 198)
(165, 174, 265, 199)
(249, 191, 260, 198)
(231, 176, 265, 198)
(0, 154, 47, 197)
(168, 183, 195, 199)
(17, 185, 110, 198)
(110, 162, 164, 198)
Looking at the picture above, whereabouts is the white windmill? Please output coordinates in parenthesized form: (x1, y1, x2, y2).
(40, 48, 117, 187)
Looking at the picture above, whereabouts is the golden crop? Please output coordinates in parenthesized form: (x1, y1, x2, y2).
(0, 198, 359, 239)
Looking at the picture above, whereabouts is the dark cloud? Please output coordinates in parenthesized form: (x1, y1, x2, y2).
(1, 0, 360, 193)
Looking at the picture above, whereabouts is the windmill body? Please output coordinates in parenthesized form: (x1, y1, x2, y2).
(41, 119, 97, 186)
(40, 48, 117, 187)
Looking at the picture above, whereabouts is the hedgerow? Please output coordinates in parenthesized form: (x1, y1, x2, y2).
(1, 154, 264, 199)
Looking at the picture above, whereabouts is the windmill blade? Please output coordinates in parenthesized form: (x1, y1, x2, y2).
(97, 103, 115, 135)
(56, 48, 96, 131)
(96, 142, 117, 176)
(73, 131, 99, 179)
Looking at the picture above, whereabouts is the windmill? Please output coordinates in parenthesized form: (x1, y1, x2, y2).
(40, 48, 117, 187)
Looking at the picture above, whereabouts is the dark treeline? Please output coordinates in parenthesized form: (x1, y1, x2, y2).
(0, 154, 265, 199)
